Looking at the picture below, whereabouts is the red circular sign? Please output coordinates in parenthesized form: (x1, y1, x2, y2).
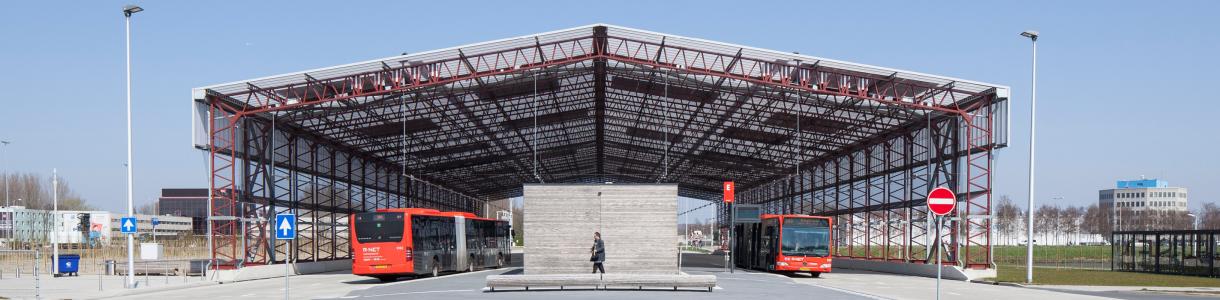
(926, 187, 956, 216)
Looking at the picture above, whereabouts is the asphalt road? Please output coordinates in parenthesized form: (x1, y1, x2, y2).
(324, 266, 876, 300)
(100, 253, 1216, 300)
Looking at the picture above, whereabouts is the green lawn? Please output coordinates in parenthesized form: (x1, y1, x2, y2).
(993, 265, 1220, 287)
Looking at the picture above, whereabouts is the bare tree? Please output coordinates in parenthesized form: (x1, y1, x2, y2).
(995, 196, 1021, 245)
(1034, 205, 1059, 244)
(1, 171, 93, 210)
(136, 201, 157, 215)
(1060, 206, 1083, 245)
(1201, 202, 1220, 230)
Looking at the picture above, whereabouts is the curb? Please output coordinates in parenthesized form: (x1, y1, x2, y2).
(969, 279, 1026, 288)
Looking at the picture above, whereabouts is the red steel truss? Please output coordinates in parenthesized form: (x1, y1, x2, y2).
(196, 24, 1008, 270)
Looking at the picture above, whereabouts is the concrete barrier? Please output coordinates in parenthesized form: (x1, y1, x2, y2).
(832, 258, 995, 281)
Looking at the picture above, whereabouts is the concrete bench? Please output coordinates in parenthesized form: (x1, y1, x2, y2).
(485, 274, 716, 292)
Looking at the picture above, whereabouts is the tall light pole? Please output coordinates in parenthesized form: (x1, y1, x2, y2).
(123, 4, 143, 289)
(52, 169, 58, 276)
(2, 140, 9, 207)
(1020, 29, 1039, 284)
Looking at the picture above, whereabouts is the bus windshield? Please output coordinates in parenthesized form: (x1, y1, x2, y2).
(354, 212, 404, 243)
(781, 218, 830, 257)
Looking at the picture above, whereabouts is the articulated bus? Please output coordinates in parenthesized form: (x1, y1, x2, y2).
(351, 208, 511, 282)
(734, 214, 833, 276)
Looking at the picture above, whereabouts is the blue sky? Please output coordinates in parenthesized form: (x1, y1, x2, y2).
(1, 0, 1217, 216)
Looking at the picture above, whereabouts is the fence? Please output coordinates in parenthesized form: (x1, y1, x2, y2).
(1113, 230, 1220, 277)
(0, 237, 212, 299)
(0, 236, 208, 275)
(994, 244, 1111, 270)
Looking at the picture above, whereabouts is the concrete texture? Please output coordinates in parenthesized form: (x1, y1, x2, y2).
(833, 258, 996, 281)
(523, 184, 678, 275)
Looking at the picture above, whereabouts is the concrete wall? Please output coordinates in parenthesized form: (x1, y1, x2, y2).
(523, 184, 678, 275)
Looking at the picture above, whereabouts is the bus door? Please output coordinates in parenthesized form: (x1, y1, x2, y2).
(454, 216, 467, 270)
(764, 220, 778, 269)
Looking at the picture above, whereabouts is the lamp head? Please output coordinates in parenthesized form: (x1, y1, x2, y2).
(123, 5, 143, 16)
(1020, 30, 1039, 41)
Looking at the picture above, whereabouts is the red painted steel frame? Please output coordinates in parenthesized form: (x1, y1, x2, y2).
(205, 26, 998, 269)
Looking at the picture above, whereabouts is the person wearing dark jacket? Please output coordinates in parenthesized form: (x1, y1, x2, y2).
(591, 232, 606, 273)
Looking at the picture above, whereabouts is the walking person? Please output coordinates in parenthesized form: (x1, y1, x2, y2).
(591, 232, 606, 273)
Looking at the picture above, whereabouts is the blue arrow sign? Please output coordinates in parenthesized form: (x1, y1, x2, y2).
(275, 214, 296, 240)
(120, 217, 137, 234)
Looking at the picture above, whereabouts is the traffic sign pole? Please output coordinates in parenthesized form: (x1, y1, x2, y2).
(275, 214, 296, 300)
(925, 187, 955, 300)
(936, 215, 942, 300)
(723, 181, 734, 274)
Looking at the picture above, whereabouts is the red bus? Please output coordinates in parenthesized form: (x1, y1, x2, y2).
(351, 208, 511, 282)
(734, 214, 833, 276)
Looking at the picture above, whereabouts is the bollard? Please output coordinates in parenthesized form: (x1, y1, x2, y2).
(35, 252, 41, 300)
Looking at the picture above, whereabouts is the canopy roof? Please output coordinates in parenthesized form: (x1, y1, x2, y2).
(195, 24, 1009, 201)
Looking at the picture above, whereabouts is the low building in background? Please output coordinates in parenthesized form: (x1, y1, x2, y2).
(157, 188, 208, 235)
(0, 206, 192, 248)
(1099, 178, 1191, 231)
(110, 214, 194, 239)
(1, 207, 115, 247)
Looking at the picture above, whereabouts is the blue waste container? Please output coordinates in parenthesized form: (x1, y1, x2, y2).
(57, 254, 81, 276)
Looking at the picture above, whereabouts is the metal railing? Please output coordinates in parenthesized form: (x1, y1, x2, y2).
(93, 258, 211, 290)
(0, 249, 42, 300)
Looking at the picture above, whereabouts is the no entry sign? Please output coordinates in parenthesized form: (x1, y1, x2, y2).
(926, 187, 956, 216)
(723, 181, 735, 203)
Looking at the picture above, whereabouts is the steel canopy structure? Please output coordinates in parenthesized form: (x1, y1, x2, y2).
(192, 24, 1009, 269)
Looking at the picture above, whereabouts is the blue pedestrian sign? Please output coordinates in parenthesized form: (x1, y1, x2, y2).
(275, 214, 296, 240)
(120, 217, 137, 234)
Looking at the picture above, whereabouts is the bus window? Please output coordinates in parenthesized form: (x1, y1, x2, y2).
(782, 218, 830, 257)
(355, 212, 404, 243)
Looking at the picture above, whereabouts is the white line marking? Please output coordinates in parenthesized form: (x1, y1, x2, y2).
(928, 197, 954, 205)
(799, 282, 894, 300)
(377, 267, 511, 287)
(357, 289, 475, 298)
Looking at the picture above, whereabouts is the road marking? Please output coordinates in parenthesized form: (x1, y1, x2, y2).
(378, 267, 511, 287)
(797, 281, 894, 300)
(355, 289, 475, 298)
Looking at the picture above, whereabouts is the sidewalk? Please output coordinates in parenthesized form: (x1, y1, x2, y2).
(1026, 284, 1220, 295)
(796, 268, 1114, 300)
(0, 274, 212, 300)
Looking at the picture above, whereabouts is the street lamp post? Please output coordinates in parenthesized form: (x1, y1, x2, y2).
(52, 169, 58, 276)
(2, 140, 10, 207)
(1020, 29, 1039, 284)
(122, 4, 143, 289)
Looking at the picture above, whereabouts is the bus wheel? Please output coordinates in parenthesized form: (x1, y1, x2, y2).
(810, 272, 821, 278)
